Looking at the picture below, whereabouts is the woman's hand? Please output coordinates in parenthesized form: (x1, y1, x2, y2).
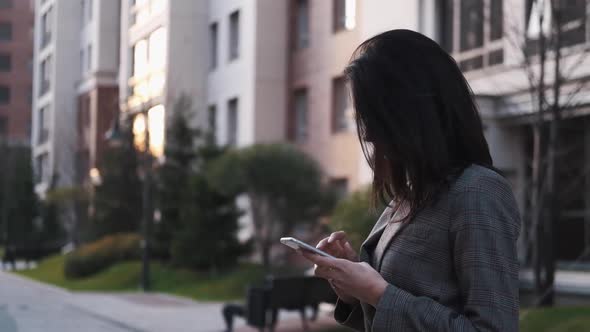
(311, 232, 359, 304)
(316, 231, 359, 262)
(302, 251, 389, 307)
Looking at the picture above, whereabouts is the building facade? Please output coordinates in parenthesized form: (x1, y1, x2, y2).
(287, 0, 441, 195)
(32, 0, 120, 196)
(0, 0, 34, 144)
(119, 0, 208, 157)
(207, 0, 288, 148)
(444, 0, 590, 270)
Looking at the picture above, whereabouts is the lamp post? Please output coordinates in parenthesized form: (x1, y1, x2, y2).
(105, 107, 155, 292)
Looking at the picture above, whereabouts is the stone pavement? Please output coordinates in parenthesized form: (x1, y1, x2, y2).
(0, 271, 341, 332)
(235, 315, 341, 332)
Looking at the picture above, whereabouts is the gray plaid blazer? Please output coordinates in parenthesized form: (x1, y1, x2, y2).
(334, 164, 521, 331)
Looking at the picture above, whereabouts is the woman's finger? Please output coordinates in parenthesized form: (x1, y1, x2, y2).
(301, 251, 342, 269)
(316, 237, 330, 250)
(343, 241, 358, 260)
(328, 231, 348, 243)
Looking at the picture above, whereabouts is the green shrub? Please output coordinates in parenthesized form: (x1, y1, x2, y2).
(330, 188, 384, 250)
(64, 233, 141, 279)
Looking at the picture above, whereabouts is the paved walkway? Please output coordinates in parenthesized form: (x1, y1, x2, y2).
(0, 271, 340, 332)
(520, 268, 590, 295)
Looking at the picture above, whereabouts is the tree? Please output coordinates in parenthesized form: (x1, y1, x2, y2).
(330, 188, 384, 251)
(0, 145, 39, 257)
(208, 144, 334, 269)
(154, 96, 246, 271)
(170, 143, 246, 271)
(153, 96, 199, 258)
(504, 0, 590, 305)
(39, 175, 66, 247)
(90, 122, 142, 240)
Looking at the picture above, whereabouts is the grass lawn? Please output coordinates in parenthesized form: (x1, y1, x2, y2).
(15, 255, 275, 301)
(318, 307, 590, 332)
(520, 306, 590, 332)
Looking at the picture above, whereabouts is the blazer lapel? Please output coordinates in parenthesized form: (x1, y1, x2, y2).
(359, 202, 397, 263)
(374, 202, 411, 269)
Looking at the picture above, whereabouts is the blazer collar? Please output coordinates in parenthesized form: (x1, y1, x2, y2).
(359, 201, 409, 263)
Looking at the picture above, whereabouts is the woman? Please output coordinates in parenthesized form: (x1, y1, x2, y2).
(301, 30, 520, 331)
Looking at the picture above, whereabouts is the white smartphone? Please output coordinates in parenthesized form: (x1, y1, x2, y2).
(280, 237, 336, 259)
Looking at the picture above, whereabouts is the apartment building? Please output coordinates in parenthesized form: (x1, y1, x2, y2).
(119, 0, 208, 157)
(0, 0, 34, 144)
(31, 0, 120, 196)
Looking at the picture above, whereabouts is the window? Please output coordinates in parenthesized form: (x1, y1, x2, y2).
(41, 7, 53, 48)
(80, 48, 85, 74)
(35, 153, 49, 184)
(490, 0, 503, 41)
(229, 11, 240, 61)
(131, 0, 166, 26)
(443, 0, 503, 72)
(227, 98, 238, 146)
(460, 0, 484, 51)
(148, 27, 166, 70)
(147, 27, 166, 97)
(87, 44, 92, 72)
(208, 104, 216, 141)
(293, 88, 308, 142)
(0, 53, 10, 72)
(38, 105, 49, 144)
(332, 77, 351, 133)
(0, 22, 11, 42)
(209, 22, 218, 69)
(0, 116, 7, 139)
(333, 0, 356, 32)
(295, 0, 310, 49)
(0, 85, 9, 105)
(40, 56, 52, 96)
(526, 0, 586, 48)
(130, 28, 167, 102)
(82, 0, 93, 24)
(0, 0, 13, 9)
(133, 40, 148, 78)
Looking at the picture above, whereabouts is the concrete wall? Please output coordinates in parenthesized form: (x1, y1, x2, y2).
(289, 0, 362, 189)
(252, 0, 288, 143)
(52, 0, 82, 189)
(207, 0, 256, 146)
(166, 0, 208, 126)
(33, 0, 82, 194)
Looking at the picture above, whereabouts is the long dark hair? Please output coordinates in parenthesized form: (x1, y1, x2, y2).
(344, 29, 493, 221)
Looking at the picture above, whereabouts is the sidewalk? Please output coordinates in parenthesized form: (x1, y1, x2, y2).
(235, 315, 341, 332)
(2, 271, 340, 332)
(520, 268, 590, 295)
